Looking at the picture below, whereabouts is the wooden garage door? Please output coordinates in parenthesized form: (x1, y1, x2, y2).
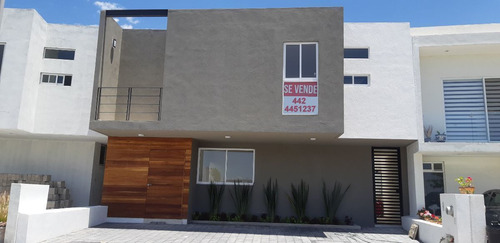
(102, 137, 192, 219)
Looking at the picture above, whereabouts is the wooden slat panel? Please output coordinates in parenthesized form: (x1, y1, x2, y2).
(102, 137, 192, 219)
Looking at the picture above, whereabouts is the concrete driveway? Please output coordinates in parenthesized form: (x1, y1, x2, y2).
(44, 223, 419, 243)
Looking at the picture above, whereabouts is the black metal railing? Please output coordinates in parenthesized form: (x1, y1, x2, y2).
(95, 87, 162, 121)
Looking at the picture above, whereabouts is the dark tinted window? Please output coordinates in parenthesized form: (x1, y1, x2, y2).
(285, 45, 300, 78)
(344, 48, 369, 59)
(57, 76, 64, 84)
(423, 163, 432, 170)
(64, 76, 72, 86)
(301, 44, 316, 78)
(354, 76, 368, 84)
(0, 45, 4, 75)
(344, 76, 353, 84)
(44, 49, 75, 60)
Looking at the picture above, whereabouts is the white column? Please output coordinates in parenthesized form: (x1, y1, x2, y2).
(407, 142, 426, 216)
(440, 194, 486, 243)
(5, 183, 49, 243)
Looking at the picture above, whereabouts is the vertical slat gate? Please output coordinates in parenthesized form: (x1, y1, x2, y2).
(485, 78, 500, 141)
(372, 147, 402, 225)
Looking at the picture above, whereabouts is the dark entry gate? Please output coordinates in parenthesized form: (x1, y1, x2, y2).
(372, 147, 403, 225)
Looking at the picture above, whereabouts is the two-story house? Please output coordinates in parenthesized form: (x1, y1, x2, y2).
(90, 8, 419, 227)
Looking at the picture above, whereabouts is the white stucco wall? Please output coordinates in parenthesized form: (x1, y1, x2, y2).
(0, 9, 39, 130)
(0, 9, 99, 137)
(34, 24, 98, 135)
(419, 54, 500, 136)
(0, 137, 102, 206)
(342, 23, 418, 140)
(424, 155, 500, 194)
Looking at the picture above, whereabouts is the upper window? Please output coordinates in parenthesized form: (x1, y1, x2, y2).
(0, 44, 4, 75)
(197, 148, 255, 185)
(44, 48, 75, 60)
(344, 48, 369, 59)
(344, 75, 369, 85)
(443, 78, 500, 142)
(40, 73, 72, 86)
(284, 43, 318, 80)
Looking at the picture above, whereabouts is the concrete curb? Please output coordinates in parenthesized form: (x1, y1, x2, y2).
(190, 220, 362, 230)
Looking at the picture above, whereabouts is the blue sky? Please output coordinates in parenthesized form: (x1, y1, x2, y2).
(5, 0, 500, 29)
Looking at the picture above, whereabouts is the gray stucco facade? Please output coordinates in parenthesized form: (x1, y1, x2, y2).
(90, 7, 344, 137)
(90, 7, 412, 227)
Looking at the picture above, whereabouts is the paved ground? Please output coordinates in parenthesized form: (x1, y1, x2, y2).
(44, 223, 419, 243)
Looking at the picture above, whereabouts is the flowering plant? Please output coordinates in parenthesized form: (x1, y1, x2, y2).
(455, 176, 473, 187)
(417, 207, 442, 224)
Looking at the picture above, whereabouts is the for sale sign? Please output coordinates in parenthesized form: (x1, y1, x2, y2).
(282, 82, 318, 115)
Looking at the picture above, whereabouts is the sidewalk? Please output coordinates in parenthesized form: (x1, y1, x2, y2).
(44, 223, 419, 243)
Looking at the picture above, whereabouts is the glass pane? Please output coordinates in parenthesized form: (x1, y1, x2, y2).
(433, 163, 443, 171)
(344, 76, 353, 84)
(57, 76, 64, 84)
(354, 76, 368, 84)
(58, 50, 75, 60)
(48, 75, 56, 83)
(226, 151, 254, 183)
(301, 44, 316, 78)
(44, 49, 59, 59)
(42, 75, 49, 83)
(285, 45, 300, 78)
(64, 76, 72, 86)
(44, 49, 75, 60)
(344, 48, 369, 58)
(423, 172, 444, 216)
(198, 150, 226, 183)
(422, 163, 432, 170)
(0, 45, 4, 75)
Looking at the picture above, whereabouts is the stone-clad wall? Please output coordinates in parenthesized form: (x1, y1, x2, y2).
(0, 174, 72, 209)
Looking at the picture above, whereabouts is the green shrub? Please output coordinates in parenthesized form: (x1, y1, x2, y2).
(230, 180, 253, 219)
(322, 180, 350, 223)
(208, 182, 225, 219)
(263, 178, 278, 222)
(287, 180, 309, 223)
(0, 191, 9, 225)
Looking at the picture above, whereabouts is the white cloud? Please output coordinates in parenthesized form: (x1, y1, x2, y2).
(94, 1, 122, 11)
(121, 24, 133, 29)
(126, 17, 139, 24)
(113, 18, 120, 22)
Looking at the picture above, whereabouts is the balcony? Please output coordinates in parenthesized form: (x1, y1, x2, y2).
(95, 87, 162, 121)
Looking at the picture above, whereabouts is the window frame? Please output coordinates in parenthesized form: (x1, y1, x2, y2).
(40, 73, 73, 86)
(0, 43, 5, 76)
(441, 77, 500, 142)
(43, 47, 76, 60)
(196, 148, 255, 185)
(283, 42, 319, 82)
(344, 47, 370, 59)
(344, 74, 370, 85)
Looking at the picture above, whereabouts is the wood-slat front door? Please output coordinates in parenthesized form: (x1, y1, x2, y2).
(146, 149, 186, 218)
(102, 137, 192, 219)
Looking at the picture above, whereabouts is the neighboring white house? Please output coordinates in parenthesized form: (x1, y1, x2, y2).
(0, 7, 106, 206)
(407, 24, 500, 216)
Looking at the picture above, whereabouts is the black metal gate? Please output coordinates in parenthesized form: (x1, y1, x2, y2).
(372, 147, 403, 225)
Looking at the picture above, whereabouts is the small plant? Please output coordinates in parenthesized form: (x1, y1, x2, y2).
(287, 180, 309, 223)
(455, 176, 473, 187)
(424, 125, 433, 141)
(263, 178, 278, 222)
(0, 191, 9, 226)
(417, 207, 441, 224)
(322, 180, 351, 223)
(208, 181, 225, 219)
(230, 180, 253, 219)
